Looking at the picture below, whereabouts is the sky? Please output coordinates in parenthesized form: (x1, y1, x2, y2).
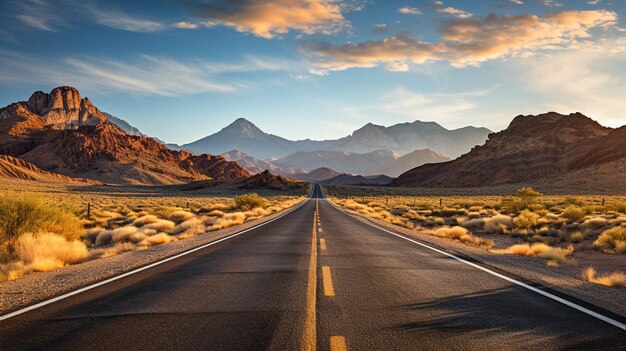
(0, 0, 625, 144)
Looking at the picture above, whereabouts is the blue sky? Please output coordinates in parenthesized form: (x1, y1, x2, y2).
(0, 0, 625, 144)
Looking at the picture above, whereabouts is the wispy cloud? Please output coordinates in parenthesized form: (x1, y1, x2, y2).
(11, 0, 65, 31)
(180, 0, 350, 39)
(86, 6, 166, 32)
(306, 10, 619, 72)
(378, 87, 489, 119)
(0, 51, 301, 96)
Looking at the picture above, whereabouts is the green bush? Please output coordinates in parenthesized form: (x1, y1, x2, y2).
(0, 194, 83, 245)
(562, 205, 584, 222)
(513, 210, 539, 229)
(234, 193, 269, 211)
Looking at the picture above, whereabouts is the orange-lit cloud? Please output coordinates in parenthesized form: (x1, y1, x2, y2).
(188, 0, 348, 39)
(307, 10, 618, 71)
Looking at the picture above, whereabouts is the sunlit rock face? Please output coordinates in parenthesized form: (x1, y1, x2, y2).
(23, 86, 107, 128)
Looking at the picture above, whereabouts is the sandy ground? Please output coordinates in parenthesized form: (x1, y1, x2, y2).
(0, 201, 305, 314)
(331, 203, 626, 318)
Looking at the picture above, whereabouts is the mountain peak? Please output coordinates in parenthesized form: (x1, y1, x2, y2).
(222, 118, 266, 137)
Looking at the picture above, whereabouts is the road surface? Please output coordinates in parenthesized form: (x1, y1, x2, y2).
(0, 184, 624, 350)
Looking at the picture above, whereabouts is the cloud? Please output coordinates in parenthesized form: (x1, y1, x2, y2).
(437, 7, 473, 18)
(183, 0, 349, 39)
(398, 7, 422, 15)
(372, 24, 388, 34)
(306, 10, 619, 71)
(0, 51, 301, 96)
(12, 0, 65, 31)
(512, 37, 626, 128)
(87, 7, 166, 32)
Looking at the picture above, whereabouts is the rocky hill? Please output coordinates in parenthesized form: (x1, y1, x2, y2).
(321, 173, 393, 186)
(0, 87, 250, 185)
(392, 112, 622, 188)
(0, 155, 99, 184)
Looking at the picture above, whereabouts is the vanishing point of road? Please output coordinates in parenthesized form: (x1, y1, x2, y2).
(0, 185, 624, 350)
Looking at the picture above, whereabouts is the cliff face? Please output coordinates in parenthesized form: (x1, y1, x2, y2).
(0, 86, 251, 185)
(392, 112, 620, 188)
(1, 86, 107, 129)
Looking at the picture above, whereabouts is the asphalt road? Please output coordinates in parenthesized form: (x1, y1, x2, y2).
(0, 184, 624, 350)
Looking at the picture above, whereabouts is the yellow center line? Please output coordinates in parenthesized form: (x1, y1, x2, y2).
(320, 238, 327, 251)
(322, 266, 335, 297)
(301, 206, 318, 351)
(318, 227, 323, 233)
(330, 336, 347, 351)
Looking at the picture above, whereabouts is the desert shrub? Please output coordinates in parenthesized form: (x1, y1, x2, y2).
(562, 205, 585, 222)
(132, 215, 161, 227)
(615, 202, 626, 214)
(594, 227, 626, 253)
(583, 267, 626, 288)
(234, 193, 269, 211)
(582, 217, 608, 230)
(101, 242, 135, 258)
(142, 219, 175, 232)
(0, 194, 83, 245)
(140, 233, 176, 246)
(484, 214, 513, 233)
(513, 210, 539, 229)
(570, 232, 585, 243)
(494, 243, 573, 265)
(169, 211, 195, 223)
(459, 218, 484, 231)
(431, 226, 493, 248)
(0, 232, 89, 280)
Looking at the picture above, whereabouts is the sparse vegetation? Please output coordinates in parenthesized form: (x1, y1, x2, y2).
(234, 193, 270, 210)
(583, 267, 626, 288)
(594, 227, 626, 254)
(326, 185, 625, 276)
(0, 185, 305, 282)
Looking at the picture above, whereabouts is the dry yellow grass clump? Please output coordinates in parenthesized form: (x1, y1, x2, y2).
(593, 227, 626, 254)
(583, 267, 626, 288)
(493, 243, 574, 266)
(430, 226, 493, 248)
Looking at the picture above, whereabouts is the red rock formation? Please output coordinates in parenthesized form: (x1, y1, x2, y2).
(0, 86, 250, 185)
(392, 112, 621, 188)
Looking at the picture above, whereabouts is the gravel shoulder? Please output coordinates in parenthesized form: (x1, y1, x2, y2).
(330, 201, 626, 319)
(0, 200, 305, 315)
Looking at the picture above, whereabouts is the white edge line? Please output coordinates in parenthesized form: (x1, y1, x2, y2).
(325, 196, 626, 331)
(0, 196, 312, 322)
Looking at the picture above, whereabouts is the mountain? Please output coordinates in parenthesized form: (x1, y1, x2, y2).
(104, 113, 143, 136)
(372, 149, 450, 177)
(221, 149, 304, 176)
(274, 149, 399, 175)
(274, 148, 449, 176)
(183, 118, 333, 160)
(182, 118, 491, 160)
(0, 86, 250, 185)
(321, 173, 393, 186)
(292, 167, 342, 182)
(392, 112, 623, 188)
(329, 121, 490, 158)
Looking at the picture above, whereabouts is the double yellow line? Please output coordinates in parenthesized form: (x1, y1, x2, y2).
(301, 199, 346, 351)
(301, 200, 319, 351)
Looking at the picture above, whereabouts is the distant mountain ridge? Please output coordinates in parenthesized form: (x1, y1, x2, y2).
(392, 112, 625, 188)
(273, 148, 449, 177)
(182, 118, 490, 160)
